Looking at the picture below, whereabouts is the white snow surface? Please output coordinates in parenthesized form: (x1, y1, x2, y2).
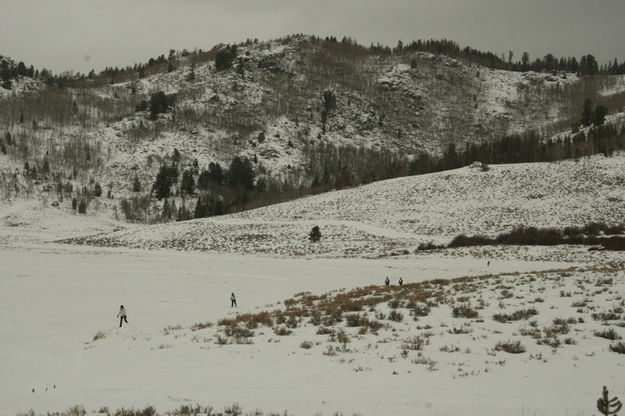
(2, 155, 624, 415)
(64, 154, 625, 257)
(2, 243, 624, 416)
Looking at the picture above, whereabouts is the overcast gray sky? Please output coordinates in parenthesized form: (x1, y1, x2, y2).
(1, 0, 624, 74)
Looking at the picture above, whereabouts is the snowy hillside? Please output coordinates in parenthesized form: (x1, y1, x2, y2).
(62, 153, 625, 257)
(2, 35, 625, 231)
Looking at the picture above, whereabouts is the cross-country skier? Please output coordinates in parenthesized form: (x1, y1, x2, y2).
(117, 305, 128, 328)
(230, 293, 237, 307)
(398, 278, 403, 286)
(385, 277, 390, 286)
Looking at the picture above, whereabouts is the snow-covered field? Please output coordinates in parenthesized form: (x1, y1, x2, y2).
(2, 154, 625, 415)
(2, 242, 625, 415)
(2, 242, 624, 416)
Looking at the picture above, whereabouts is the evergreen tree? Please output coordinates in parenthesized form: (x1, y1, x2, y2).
(208, 162, 224, 185)
(197, 169, 211, 191)
(597, 386, 622, 416)
(149, 91, 174, 119)
(161, 199, 171, 221)
(593, 105, 608, 126)
(180, 169, 195, 195)
(215, 45, 237, 71)
(579, 55, 599, 76)
(194, 193, 212, 218)
(309, 225, 322, 242)
(177, 203, 191, 221)
(153, 164, 178, 199)
(521, 52, 530, 70)
(227, 156, 255, 190)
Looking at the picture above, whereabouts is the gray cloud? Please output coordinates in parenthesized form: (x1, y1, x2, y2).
(1, 0, 624, 73)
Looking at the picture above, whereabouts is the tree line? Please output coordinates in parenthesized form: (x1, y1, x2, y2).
(4, 34, 624, 91)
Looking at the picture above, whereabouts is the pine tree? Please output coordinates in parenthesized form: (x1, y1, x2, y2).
(227, 157, 255, 190)
(593, 105, 608, 126)
(180, 169, 195, 195)
(521, 52, 530, 70)
(309, 225, 321, 242)
(208, 162, 224, 185)
(161, 199, 171, 221)
(215, 45, 237, 71)
(197, 169, 211, 191)
(597, 386, 622, 416)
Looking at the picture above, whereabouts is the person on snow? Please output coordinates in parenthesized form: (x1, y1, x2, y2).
(230, 292, 237, 308)
(398, 278, 403, 286)
(385, 277, 390, 286)
(117, 305, 128, 328)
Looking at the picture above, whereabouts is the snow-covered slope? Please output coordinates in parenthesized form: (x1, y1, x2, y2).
(63, 153, 625, 256)
(3, 36, 625, 224)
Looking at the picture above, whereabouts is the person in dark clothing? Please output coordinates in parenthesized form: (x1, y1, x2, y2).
(230, 292, 237, 307)
(385, 277, 390, 286)
(117, 305, 128, 328)
(398, 278, 403, 286)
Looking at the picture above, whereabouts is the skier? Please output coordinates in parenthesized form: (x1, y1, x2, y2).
(398, 278, 403, 286)
(117, 305, 128, 328)
(230, 292, 237, 308)
(385, 277, 390, 287)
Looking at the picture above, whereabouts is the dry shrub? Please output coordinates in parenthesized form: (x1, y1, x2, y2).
(316, 326, 332, 335)
(492, 308, 538, 323)
(345, 313, 368, 327)
(453, 306, 479, 319)
(402, 336, 428, 351)
(191, 321, 213, 331)
(223, 325, 254, 338)
(388, 310, 404, 322)
(610, 341, 625, 354)
(495, 340, 526, 354)
(592, 312, 622, 321)
(113, 406, 156, 416)
(594, 328, 622, 340)
(274, 326, 292, 336)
